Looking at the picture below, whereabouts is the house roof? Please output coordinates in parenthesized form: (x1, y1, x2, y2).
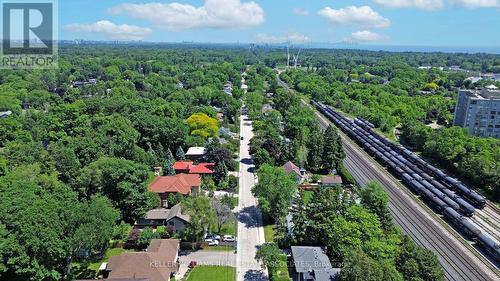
(144, 208, 170, 220)
(149, 174, 201, 195)
(173, 162, 214, 174)
(321, 175, 343, 185)
(291, 246, 339, 281)
(107, 239, 180, 281)
(189, 163, 214, 174)
(283, 161, 302, 177)
(166, 204, 190, 222)
(173, 161, 193, 171)
(78, 279, 149, 281)
(185, 147, 206, 156)
(144, 204, 190, 223)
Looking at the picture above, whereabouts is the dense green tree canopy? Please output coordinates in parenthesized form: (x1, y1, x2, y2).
(253, 164, 297, 223)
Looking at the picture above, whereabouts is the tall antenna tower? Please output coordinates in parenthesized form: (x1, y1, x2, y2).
(293, 48, 301, 68)
(286, 44, 290, 69)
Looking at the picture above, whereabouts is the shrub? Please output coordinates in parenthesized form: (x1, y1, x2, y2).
(137, 228, 160, 249)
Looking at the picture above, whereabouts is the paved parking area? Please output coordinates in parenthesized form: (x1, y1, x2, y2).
(175, 250, 237, 280)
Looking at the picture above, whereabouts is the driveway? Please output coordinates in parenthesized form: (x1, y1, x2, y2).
(176, 250, 236, 280)
(236, 113, 268, 281)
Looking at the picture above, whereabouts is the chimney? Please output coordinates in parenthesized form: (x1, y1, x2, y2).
(154, 166, 162, 176)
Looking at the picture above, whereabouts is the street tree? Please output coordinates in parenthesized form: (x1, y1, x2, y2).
(253, 164, 297, 223)
(255, 243, 282, 278)
(211, 197, 235, 233)
(181, 196, 217, 242)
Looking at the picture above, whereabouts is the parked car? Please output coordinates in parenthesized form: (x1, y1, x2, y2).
(188, 261, 197, 268)
(205, 234, 221, 241)
(222, 235, 236, 242)
(240, 137, 244, 140)
(204, 239, 219, 246)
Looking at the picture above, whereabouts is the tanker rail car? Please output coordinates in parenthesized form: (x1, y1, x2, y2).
(312, 100, 498, 262)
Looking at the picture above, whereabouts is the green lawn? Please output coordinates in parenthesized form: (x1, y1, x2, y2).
(186, 266, 236, 281)
(71, 247, 133, 279)
(274, 254, 290, 281)
(87, 247, 131, 271)
(302, 190, 314, 204)
(202, 245, 235, 252)
(264, 224, 276, 242)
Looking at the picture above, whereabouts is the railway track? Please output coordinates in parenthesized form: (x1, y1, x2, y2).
(472, 215, 500, 242)
(485, 203, 500, 225)
(311, 105, 500, 281)
(344, 144, 489, 280)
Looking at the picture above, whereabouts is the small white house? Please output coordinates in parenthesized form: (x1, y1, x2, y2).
(185, 147, 206, 161)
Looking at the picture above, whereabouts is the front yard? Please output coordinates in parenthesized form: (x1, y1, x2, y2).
(71, 247, 133, 279)
(186, 266, 236, 281)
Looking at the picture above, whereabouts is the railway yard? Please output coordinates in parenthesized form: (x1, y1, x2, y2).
(308, 100, 500, 281)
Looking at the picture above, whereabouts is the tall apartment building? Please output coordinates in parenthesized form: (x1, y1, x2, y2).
(453, 87, 500, 138)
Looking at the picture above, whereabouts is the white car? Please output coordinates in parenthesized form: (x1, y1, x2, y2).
(222, 235, 236, 242)
(205, 234, 221, 241)
(205, 239, 219, 246)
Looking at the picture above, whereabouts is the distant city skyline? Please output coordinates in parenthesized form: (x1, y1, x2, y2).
(60, 0, 500, 48)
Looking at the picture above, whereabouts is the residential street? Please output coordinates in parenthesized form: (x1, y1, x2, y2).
(236, 111, 268, 281)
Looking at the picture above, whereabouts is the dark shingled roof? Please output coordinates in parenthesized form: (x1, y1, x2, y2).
(291, 246, 340, 281)
(321, 175, 343, 185)
(107, 239, 180, 281)
(144, 204, 190, 223)
(283, 161, 302, 177)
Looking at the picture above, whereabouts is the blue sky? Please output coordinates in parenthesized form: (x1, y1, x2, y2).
(59, 0, 500, 47)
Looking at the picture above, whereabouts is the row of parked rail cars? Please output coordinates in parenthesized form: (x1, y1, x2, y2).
(312, 100, 499, 262)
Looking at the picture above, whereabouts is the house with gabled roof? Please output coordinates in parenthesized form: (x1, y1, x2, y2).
(103, 239, 180, 281)
(135, 204, 190, 233)
(149, 174, 201, 207)
(320, 175, 343, 188)
(173, 161, 215, 175)
(291, 246, 340, 281)
(283, 161, 306, 184)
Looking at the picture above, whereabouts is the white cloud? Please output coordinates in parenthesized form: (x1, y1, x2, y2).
(350, 30, 383, 41)
(65, 20, 152, 40)
(256, 32, 310, 44)
(373, 0, 445, 10)
(451, 0, 500, 8)
(109, 0, 264, 31)
(293, 8, 309, 16)
(318, 6, 390, 28)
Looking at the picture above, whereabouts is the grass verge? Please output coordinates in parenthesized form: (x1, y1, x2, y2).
(186, 266, 236, 281)
(264, 224, 276, 242)
(202, 245, 235, 252)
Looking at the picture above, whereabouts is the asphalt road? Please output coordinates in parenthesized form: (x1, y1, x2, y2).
(311, 105, 499, 281)
(236, 112, 268, 281)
